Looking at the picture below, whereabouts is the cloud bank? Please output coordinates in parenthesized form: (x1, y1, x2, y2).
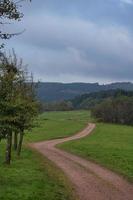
(6, 0, 133, 83)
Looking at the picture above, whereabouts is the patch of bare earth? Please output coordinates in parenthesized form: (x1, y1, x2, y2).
(30, 124, 133, 200)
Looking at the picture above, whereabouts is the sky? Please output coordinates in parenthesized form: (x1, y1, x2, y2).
(4, 0, 133, 83)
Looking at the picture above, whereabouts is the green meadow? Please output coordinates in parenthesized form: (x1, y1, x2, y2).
(25, 110, 91, 142)
(0, 110, 133, 200)
(0, 144, 76, 200)
(0, 111, 90, 200)
(59, 123, 133, 182)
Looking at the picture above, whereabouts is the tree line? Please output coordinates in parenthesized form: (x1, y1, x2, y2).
(0, 52, 38, 164)
(71, 89, 133, 110)
(0, 0, 39, 165)
(91, 96, 133, 125)
(40, 101, 73, 112)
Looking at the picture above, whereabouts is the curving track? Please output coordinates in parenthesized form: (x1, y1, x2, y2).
(30, 123, 133, 200)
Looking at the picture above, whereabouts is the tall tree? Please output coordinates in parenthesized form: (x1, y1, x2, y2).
(0, 51, 38, 164)
(14, 72, 38, 156)
(0, 52, 20, 164)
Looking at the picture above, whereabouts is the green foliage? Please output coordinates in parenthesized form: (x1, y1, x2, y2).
(0, 53, 20, 138)
(92, 96, 133, 125)
(41, 100, 74, 112)
(0, 52, 37, 136)
(59, 123, 133, 182)
(0, 52, 38, 163)
(37, 82, 133, 102)
(71, 89, 133, 109)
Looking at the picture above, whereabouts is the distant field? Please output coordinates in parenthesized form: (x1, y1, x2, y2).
(25, 110, 91, 142)
(0, 110, 90, 200)
(59, 123, 133, 182)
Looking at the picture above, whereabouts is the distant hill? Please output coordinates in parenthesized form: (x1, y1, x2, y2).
(37, 82, 133, 102)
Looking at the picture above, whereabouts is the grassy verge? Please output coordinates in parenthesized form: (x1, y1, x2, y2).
(59, 123, 133, 182)
(0, 142, 76, 200)
(0, 111, 90, 200)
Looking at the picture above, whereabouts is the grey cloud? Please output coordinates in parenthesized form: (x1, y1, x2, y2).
(6, 1, 133, 83)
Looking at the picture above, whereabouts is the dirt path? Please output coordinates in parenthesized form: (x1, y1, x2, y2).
(30, 123, 133, 200)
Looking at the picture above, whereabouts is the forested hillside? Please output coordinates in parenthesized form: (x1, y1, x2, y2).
(71, 89, 133, 109)
(37, 82, 133, 102)
(40, 89, 133, 111)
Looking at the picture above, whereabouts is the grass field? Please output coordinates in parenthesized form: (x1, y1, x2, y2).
(0, 144, 75, 200)
(59, 123, 133, 182)
(0, 110, 90, 200)
(1, 110, 133, 200)
(25, 110, 91, 142)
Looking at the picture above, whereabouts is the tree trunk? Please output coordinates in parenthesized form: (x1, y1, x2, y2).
(14, 132, 18, 151)
(5, 132, 12, 165)
(17, 131, 24, 156)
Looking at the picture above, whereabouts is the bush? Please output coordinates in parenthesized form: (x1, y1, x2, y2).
(91, 96, 133, 125)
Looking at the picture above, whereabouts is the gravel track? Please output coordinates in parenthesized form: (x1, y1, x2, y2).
(30, 123, 133, 200)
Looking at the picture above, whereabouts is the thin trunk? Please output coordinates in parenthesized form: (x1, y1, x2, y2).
(5, 132, 12, 165)
(14, 132, 18, 151)
(17, 131, 24, 156)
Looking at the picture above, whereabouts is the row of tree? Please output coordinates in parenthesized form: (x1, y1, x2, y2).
(91, 96, 133, 125)
(0, 1, 38, 165)
(41, 101, 73, 112)
(71, 89, 133, 110)
(0, 52, 38, 164)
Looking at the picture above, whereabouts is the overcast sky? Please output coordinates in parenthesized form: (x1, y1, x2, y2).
(5, 0, 133, 83)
